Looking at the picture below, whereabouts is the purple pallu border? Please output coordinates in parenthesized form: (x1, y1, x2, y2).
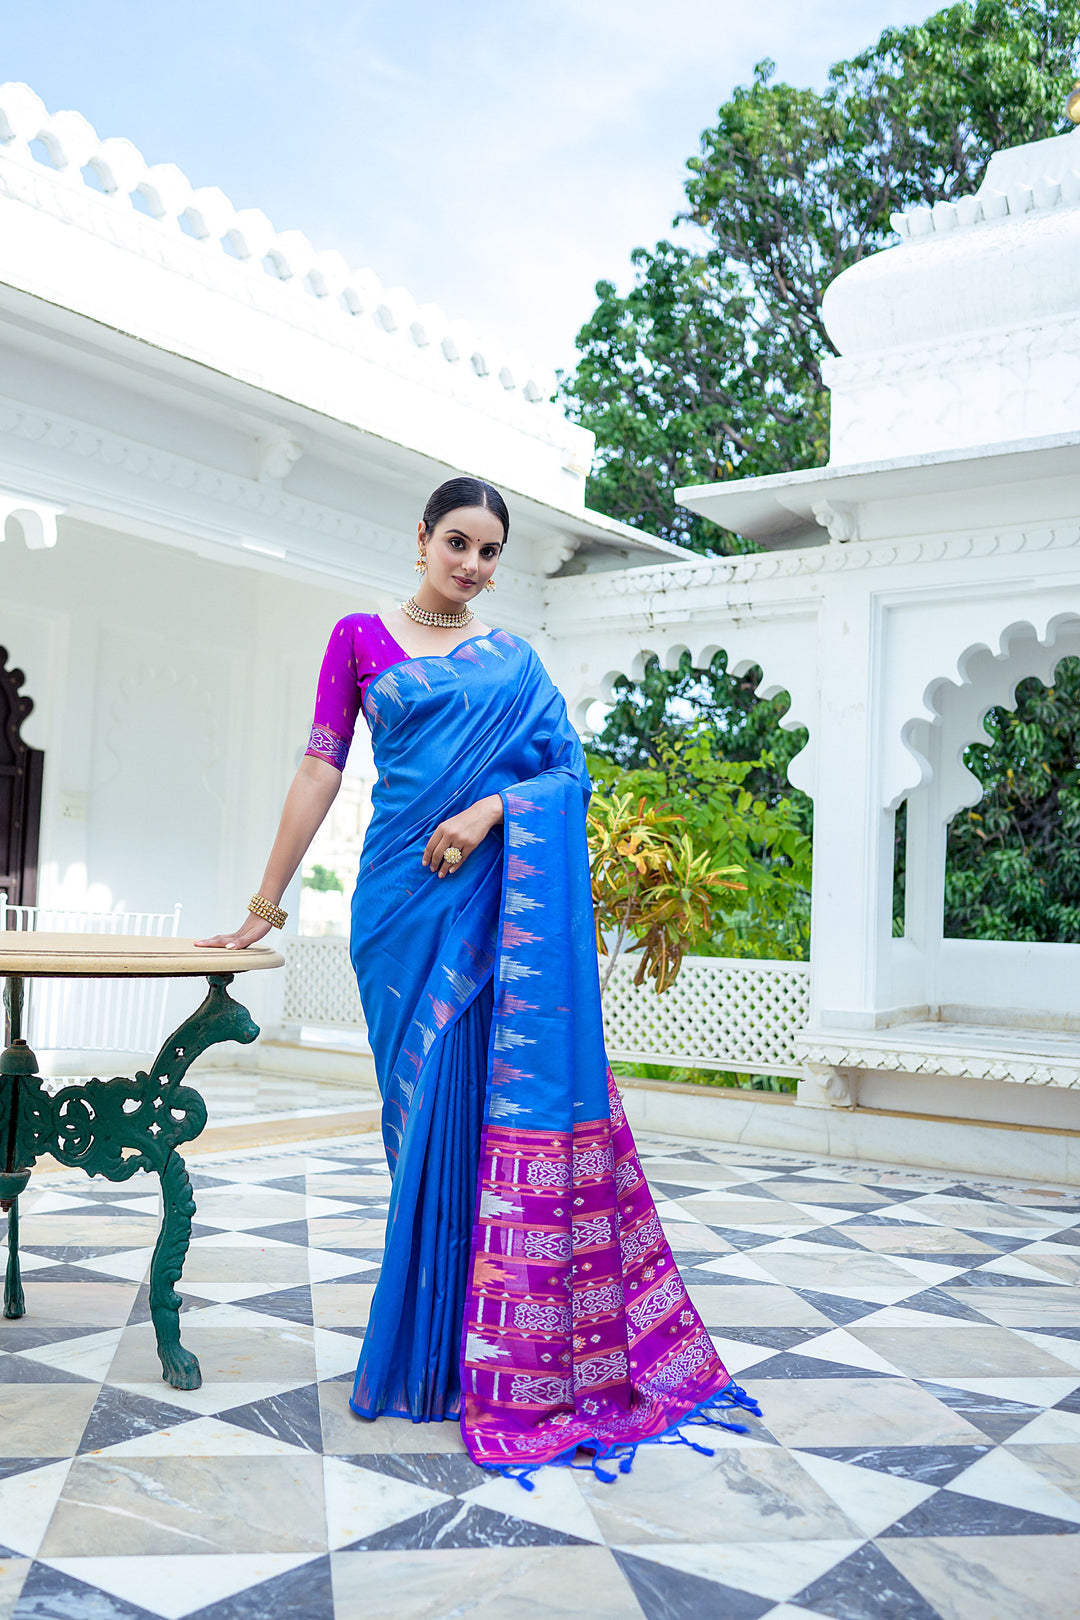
(459, 775, 760, 1482)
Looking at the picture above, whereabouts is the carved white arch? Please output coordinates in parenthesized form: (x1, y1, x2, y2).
(881, 589, 1080, 811)
(899, 614, 1080, 822)
(551, 615, 818, 794)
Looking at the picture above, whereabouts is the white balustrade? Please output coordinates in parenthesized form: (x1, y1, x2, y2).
(0, 900, 182, 1055)
(600, 954, 810, 1076)
(281, 935, 366, 1032)
(280, 936, 810, 1077)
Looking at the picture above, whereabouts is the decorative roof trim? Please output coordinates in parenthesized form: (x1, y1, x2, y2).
(544, 519, 1080, 611)
(891, 125, 1080, 240)
(0, 82, 563, 441)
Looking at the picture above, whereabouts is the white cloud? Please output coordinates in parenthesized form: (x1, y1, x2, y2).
(283, 0, 939, 367)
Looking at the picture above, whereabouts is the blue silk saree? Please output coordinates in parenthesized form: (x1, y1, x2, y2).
(347, 627, 758, 1479)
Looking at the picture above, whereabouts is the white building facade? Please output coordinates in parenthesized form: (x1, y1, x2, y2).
(4, 82, 1080, 1180)
(0, 83, 679, 1037)
(541, 122, 1080, 1178)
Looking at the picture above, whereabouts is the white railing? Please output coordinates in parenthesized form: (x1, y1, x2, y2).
(282, 935, 365, 1031)
(281, 936, 810, 1077)
(601, 954, 810, 1077)
(0, 900, 182, 1054)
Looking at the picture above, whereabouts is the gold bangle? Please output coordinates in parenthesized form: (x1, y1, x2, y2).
(248, 893, 288, 929)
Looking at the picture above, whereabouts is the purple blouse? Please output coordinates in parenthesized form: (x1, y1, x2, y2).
(305, 613, 410, 771)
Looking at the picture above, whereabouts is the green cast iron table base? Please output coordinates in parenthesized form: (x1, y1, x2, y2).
(1, 972, 259, 1390)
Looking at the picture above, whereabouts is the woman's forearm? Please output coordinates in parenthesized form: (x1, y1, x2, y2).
(257, 757, 343, 904)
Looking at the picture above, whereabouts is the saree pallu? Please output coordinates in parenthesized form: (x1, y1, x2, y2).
(349, 629, 758, 1480)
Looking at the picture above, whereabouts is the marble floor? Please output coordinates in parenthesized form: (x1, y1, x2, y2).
(3, 1130, 1080, 1620)
(187, 1067, 375, 1125)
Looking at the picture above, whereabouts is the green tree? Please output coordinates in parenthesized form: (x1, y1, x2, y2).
(590, 648, 810, 833)
(588, 730, 812, 960)
(302, 864, 343, 893)
(568, 0, 1080, 941)
(944, 659, 1080, 941)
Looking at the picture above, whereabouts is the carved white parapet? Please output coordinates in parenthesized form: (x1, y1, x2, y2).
(795, 1026, 1080, 1090)
(888, 127, 1080, 241)
(0, 488, 64, 548)
(0, 80, 581, 467)
(821, 128, 1080, 461)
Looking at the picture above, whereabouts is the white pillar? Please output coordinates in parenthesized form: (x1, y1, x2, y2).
(901, 722, 947, 1016)
(805, 585, 897, 1037)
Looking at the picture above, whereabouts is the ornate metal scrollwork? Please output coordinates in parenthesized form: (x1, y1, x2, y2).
(1, 972, 259, 1388)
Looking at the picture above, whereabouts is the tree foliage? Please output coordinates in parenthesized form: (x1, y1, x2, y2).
(588, 731, 812, 961)
(302, 864, 343, 893)
(590, 647, 811, 832)
(944, 660, 1080, 941)
(567, 0, 1080, 948)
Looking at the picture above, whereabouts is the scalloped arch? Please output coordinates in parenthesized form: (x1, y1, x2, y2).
(555, 624, 816, 794)
(895, 613, 1080, 819)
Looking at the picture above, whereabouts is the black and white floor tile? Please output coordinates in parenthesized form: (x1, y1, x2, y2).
(3, 1127, 1080, 1619)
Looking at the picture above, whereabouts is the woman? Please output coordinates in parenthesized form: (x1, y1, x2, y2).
(198, 475, 758, 1484)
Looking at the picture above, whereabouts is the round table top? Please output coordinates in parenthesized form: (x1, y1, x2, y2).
(0, 933, 285, 979)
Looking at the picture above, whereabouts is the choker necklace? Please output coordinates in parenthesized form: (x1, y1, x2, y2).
(401, 597, 474, 629)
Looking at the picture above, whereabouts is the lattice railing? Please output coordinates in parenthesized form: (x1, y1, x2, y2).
(601, 954, 810, 1077)
(282, 935, 366, 1031)
(0, 900, 182, 1053)
(280, 936, 809, 1075)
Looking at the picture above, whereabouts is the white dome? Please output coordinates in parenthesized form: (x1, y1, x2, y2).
(820, 127, 1080, 464)
(823, 128, 1080, 354)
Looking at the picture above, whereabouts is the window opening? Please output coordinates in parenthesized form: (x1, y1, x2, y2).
(892, 799, 907, 938)
(944, 656, 1080, 942)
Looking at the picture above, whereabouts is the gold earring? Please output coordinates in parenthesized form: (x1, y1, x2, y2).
(484, 577, 496, 593)
(414, 551, 426, 575)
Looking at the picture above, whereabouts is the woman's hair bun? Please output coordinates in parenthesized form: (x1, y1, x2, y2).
(422, 476, 509, 543)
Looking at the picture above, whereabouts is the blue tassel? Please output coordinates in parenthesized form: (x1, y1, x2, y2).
(480, 1378, 762, 1489)
(718, 1381, 762, 1417)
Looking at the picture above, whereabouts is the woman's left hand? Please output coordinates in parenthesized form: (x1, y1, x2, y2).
(423, 793, 504, 877)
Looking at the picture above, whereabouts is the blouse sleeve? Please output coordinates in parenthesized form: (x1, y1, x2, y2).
(305, 617, 362, 772)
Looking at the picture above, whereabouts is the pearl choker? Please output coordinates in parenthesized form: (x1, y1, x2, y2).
(401, 598, 474, 629)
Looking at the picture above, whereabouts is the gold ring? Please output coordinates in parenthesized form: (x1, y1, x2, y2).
(444, 846, 463, 867)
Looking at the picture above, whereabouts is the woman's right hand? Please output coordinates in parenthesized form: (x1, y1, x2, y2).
(193, 914, 273, 950)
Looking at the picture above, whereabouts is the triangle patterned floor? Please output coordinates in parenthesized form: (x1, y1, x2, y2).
(3, 1128, 1080, 1618)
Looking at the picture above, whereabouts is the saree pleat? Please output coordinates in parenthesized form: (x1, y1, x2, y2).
(351, 979, 491, 1421)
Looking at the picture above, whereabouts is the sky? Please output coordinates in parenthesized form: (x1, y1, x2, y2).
(5, 0, 936, 375)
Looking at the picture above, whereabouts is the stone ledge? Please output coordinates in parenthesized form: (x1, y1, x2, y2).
(617, 1078, 1080, 1186)
(795, 1020, 1080, 1089)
